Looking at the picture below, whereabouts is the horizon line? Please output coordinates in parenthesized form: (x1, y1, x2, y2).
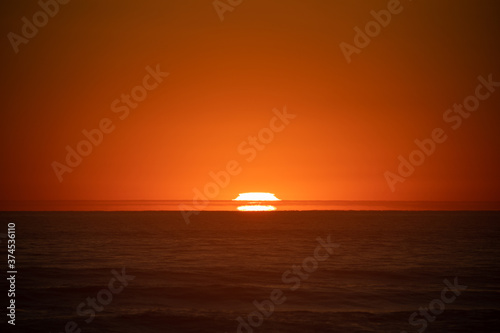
(0, 199, 498, 212)
(1, 199, 499, 202)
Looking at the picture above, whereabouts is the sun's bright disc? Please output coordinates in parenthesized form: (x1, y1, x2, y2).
(237, 205, 277, 211)
(233, 192, 280, 201)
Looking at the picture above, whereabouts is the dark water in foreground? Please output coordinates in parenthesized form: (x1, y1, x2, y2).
(1, 211, 499, 332)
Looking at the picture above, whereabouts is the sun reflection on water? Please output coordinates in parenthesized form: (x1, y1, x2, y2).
(237, 205, 277, 211)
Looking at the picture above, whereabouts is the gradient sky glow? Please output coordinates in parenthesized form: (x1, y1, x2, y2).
(1, 0, 500, 203)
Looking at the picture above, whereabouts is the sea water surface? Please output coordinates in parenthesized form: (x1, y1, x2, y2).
(1, 210, 499, 332)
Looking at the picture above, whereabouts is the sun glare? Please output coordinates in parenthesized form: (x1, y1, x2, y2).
(233, 192, 280, 211)
(233, 192, 280, 201)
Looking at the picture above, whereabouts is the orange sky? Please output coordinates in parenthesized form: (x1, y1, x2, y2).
(1, 0, 500, 203)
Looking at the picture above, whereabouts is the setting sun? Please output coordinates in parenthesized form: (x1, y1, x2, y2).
(233, 192, 280, 211)
(233, 192, 281, 201)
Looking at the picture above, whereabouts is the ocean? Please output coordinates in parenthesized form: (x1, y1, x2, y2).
(1, 210, 499, 332)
